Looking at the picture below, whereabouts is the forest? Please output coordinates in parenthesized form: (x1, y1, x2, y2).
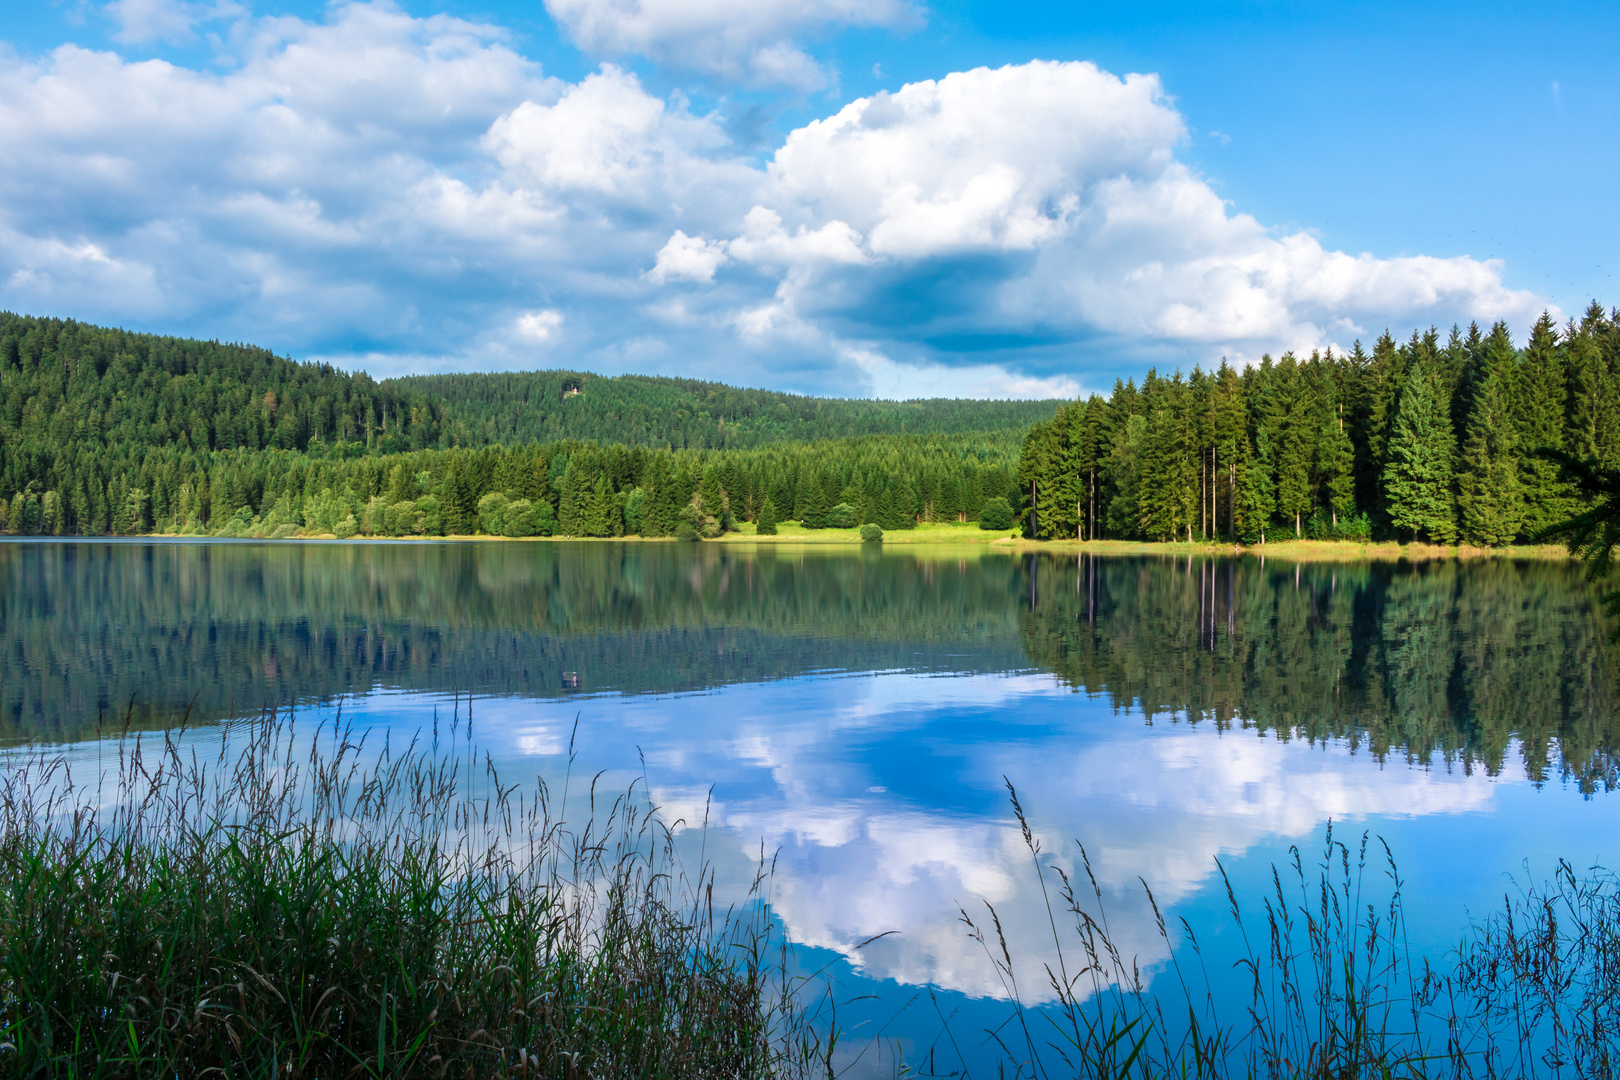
(1018, 305, 1620, 546)
(5, 305, 1620, 545)
(0, 312, 1026, 537)
(394, 369, 1057, 448)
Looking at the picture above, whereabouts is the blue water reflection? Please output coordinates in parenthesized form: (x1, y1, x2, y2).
(7, 540, 1620, 1072)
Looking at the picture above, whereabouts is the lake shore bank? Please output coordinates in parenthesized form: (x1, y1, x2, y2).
(114, 520, 1577, 561)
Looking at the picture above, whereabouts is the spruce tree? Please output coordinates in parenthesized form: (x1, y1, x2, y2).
(1273, 356, 1314, 536)
(584, 475, 614, 537)
(800, 474, 830, 529)
(1316, 389, 1355, 528)
(558, 462, 587, 536)
(1382, 361, 1457, 543)
(1456, 323, 1523, 546)
(1212, 362, 1248, 540)
(1566, 305, 1620, 470)
(756, 495, 778, 535)
(1516, 311, 1576, 537)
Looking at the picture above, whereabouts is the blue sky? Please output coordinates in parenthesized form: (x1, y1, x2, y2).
(1, 0, 1614, 397)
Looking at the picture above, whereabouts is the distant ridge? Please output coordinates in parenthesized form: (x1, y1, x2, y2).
(389, 370, 1061, 450)
(0, 311, 1061, 462)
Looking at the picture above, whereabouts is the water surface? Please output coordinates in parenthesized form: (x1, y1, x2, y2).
(6, 539, 1619, 1070)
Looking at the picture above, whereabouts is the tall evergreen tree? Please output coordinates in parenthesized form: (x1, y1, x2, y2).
(1382, 361, 1457, 543)
(1516, 312, 1576, 538)
(1457, 323, 1524, 546)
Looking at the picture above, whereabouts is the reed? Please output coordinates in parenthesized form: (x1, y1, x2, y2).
(953, 781, 1620, 1080)
(0, 710, 820, 1079)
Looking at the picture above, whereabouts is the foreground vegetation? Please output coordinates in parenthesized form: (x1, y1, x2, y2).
(960, 786, 1620, 1080)
(2, 711, 1616, 1078)
(0, 713, 820, 1079)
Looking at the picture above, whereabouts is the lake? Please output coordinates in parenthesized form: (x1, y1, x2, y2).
(5, 539, 1619, 1073)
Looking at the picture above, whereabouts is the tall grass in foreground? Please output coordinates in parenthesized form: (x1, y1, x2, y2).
(950, 782, 1620, 1080)
(0, 711, 822, 1079)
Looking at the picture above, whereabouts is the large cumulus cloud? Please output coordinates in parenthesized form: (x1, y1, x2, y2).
(0, 3, 1551, 396)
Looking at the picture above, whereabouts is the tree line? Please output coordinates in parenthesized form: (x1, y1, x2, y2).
(0, 312, 1040, 537)
(1018, 304, 1620, 546)
(0, 431, 1020, 539)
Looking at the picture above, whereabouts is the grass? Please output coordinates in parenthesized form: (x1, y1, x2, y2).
(0, 711, 825, 1079)
(944, 782, 1620, 1080)
(3, 711, 1616, 1079)
(128, 522, 1578, 561)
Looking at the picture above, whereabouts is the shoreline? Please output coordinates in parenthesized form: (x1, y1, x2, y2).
(5, 524, 1578, 561)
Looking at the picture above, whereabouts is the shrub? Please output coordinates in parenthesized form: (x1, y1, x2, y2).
(476, 491, 509, 535)
(502, 498, 537, 537)
(827, 502, 859, 529)
(859, 523, 883, 543)
(978, 496, 1013, 531)
(415, 493, 444, 535)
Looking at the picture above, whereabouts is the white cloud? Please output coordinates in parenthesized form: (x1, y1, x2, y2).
(647, 230, 729, 283)
(714, 60, 1554, 367)
(541, 0, 923, 89)
(516, 308, 563, 341)
(0, 11, 1556, 396)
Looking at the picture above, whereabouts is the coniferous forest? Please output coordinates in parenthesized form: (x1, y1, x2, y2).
(2, 306, 1618, 544)
(0, 312, 1027, 538)
(1019, 305, 1620, 545)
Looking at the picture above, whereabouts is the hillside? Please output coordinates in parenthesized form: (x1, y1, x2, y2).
(392, 370, 1060, 449)
(0, 312, 1031, 538)
(0, 314, 1060, 494)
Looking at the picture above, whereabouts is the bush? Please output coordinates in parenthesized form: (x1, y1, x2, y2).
(476, 492, 509, 535)
(501, 498, 537, 537)
(415, 493, 444, 536)
(675, 520, 700, 541)
(827, 502, 858, 529)
(978, 496, 1013, 531)
(859, 523, 883, 543)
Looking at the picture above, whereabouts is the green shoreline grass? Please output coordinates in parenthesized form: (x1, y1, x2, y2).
(121, 518, 1578, 563)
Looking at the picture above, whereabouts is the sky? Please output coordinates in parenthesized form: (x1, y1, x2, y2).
(1, 0, 1616, 398)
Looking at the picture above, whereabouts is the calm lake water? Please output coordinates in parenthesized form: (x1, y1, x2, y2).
(5, 539, 1620, 1071)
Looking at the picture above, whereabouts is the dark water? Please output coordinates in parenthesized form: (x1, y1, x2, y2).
(5, 539, 1620, 1069)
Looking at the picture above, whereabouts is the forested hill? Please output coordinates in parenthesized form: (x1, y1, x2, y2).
(388, 371, 1058, 448)
(0, 312, 1058, 476)
(1018, 304, 1620, 546)
(0, 313, 445, 467)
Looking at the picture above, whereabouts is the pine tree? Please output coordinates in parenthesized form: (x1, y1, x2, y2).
(756, 495, 778, 535)
(558, 461, 588, 536)
(1457, 323, 1524, 546)
(1382, 361, 1457, 543)
(1315, 385, 1355, 527)
(584, 474, 614, 537)
(800, 474, 830, 529)
(1273, 356, 1314, 536)
(1358, 331, 1406, 527)
(1516, 312, 1576, 538)
(1566, 304, 1620, 470)
(1212, 362, 1248, 540)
